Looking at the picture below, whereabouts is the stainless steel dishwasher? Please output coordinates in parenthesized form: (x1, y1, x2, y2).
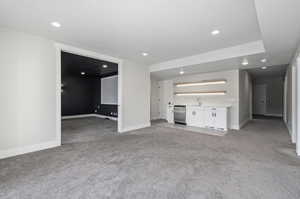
(174, 105, 186, 125)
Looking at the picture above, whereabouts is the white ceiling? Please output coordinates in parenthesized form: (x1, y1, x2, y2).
(247, 65, 287, 78)
(0, 0, 261, 65)
(151, 53, 268, 80)
(254, 0, 300, 66)
(0, 0, 299, 78)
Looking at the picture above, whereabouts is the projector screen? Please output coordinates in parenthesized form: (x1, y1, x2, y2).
(101, 75, 118, 105)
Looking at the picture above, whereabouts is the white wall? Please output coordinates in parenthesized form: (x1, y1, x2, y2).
(158, 80, 174, 119)
(283, 43, 299, 155)
(0, 29, 58, 159)
(120, 60, 150, 132)
(286, 44, 300, 156)
(150, 78, 160, 120)
(239, 70, 252, 127)
(0, 29, 151, 158)
(284, 64, 296, 143)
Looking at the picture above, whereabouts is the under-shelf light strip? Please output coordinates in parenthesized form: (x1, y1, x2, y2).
(175, 80, 226, 87)
(175, 91, 226, 96)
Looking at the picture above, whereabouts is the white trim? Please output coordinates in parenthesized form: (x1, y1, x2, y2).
(119, 123, 151, 133)
(231, 125, 240, 130)
(0, 140, 60, 160)
(55, 43, 123, 134)
(263, 113, 283, 117)
(151, 117, 162, 121)
(296, 57, 300, 156)
(239, 118, 251, 129)
(93, 114, 118, 121)
(62, 114, 118, 121)
(55, 46, 62, 146)
(291, 66, 297, 144)
(62, 114, 95, 120)
(102, 75, 118, 80)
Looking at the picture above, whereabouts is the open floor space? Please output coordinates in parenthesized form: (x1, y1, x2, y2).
(1, 118, 299, 199)
(1, 1, 300, 198)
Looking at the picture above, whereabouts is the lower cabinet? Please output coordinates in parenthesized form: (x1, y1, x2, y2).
(187, 106, 228, 131)
(204, 107, 228, 131)
(186, 107, 205, 127)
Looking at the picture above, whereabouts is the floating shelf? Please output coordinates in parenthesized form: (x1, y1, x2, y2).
(175, 80, 227, 87)
(175, 91, 226, 96)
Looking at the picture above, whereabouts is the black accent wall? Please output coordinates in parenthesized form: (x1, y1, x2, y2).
(61, 52, 118, 117)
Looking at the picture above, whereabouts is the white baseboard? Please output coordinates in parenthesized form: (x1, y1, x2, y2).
(93, 114, 118, 121)
(239, 118, 251, 129)
(62, 114, 117, 121)
(264, 113, 283, 117)
(120, 122, 151, 133)
(231, 125, 240, 130)
(151, 117, 163, 121)
(284, 121, 296, 144)
(0, 140, 60, 160)
(62, 114, 94, 119)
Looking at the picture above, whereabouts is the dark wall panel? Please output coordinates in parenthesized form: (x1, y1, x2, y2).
(61, 51, 118, 117)
(62, 76, 97, 116)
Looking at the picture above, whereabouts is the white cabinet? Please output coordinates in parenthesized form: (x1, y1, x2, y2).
(186, 107, 205, 127)
(166, 105, 174, 123)
(204, 107, 228, 131)
(169, 105, 229, 131)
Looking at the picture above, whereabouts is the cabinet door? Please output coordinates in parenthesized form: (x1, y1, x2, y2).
(186, 107, 193, 125)
(166, 106, 174, 123)
(204, 109, 215, 128)
(197, 109, 206, 127)
(215, 108, 227, 130)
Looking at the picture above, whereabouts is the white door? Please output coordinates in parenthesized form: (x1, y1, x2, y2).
(253, 84, 267, 115)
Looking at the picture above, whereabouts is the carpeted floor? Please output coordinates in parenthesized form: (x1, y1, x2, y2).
(0, 117, 300, 199)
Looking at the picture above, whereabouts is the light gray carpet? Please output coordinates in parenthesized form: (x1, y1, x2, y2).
(152, 120, 227, 136)
(1, 117, 300, 199)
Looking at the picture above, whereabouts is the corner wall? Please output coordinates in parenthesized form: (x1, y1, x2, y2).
(120, 60, 151, 132)
(239, 70, 252, 128)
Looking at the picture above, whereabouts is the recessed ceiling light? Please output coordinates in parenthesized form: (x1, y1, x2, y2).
(179, 70, 184, 75)
(261, 58, 267, 63)
(242, 58, 249, 66)
(51, 22, 61, 28)
(81, 72, 85, 75)
(211, 30, 220, 35)
(102, 64, 108, 68)
(261, 66, 267, 70)
(142, 52, 149, 56)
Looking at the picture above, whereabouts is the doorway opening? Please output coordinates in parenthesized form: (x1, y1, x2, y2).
(248, 65, 286, 120)
(56, 44, 122, 145)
